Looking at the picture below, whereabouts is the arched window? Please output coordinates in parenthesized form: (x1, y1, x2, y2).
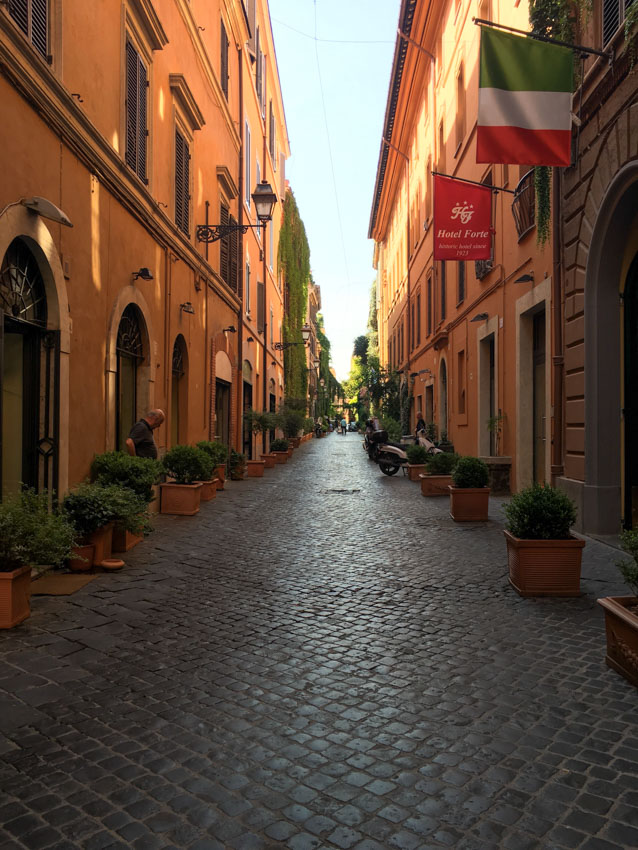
(116, 305, 144, 450)
(171, 335, 187, 446)
(1, 238, 47, 326)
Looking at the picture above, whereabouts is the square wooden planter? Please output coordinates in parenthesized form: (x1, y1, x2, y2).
(261, 453, 277, 469)
(505, 530, 585, 597)
(598, 596, 638, 687)
(88, 523, 114, 565)
(69, 543, 95, 571)
(160, 482, 202, 515)
(112, 528, 144, 553)
(272, 451, 288, 464)
(246, 460, 266, 477)
(449, 486, 490, 521)
(419, 473, 453, 496)
(197, 479, 218, 501)
(407, 464, 427, 482)
(0, 565, 31, 628)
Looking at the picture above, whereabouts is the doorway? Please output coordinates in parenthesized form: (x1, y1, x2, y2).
(439, 359, 448, 438)
(624, 253, 638, 527)
(170, 335, 187, 447)
(533, 310, 546, 483)
(215, 379, 230, 447)
(116, 305, 144, 451)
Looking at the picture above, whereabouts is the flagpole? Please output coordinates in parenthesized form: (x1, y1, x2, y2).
(431, 170, 516, 195)
(472, 17, 612, 62)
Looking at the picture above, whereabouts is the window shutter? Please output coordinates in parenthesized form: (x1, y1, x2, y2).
(220, 19, 229, 99)
(220, 205, 230, 285)
(137, 55, 148, 181)
(257, 281, 265, 334)
(125, 41, 139, 172)
(255, 27, 262, 101)
(279, 152, 285, 198)
(603, 0, 621, 45)
(262, 59, 267, 117)
(9, 0, 28, 37)
(269, 102, 274, 159)
(31, 0, 47, 57)
(175, 129, 190, 235)
(229, 216, 239, 294)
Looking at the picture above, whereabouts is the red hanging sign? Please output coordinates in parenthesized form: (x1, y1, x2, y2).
(433, 175, 493, 261)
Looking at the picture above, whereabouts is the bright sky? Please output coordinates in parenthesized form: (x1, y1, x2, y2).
(269, 0, 401, 382)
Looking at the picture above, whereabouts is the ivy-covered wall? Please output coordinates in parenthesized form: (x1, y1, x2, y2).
(278, 190, 309, 400)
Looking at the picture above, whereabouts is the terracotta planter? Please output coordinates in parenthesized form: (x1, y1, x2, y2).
(69, 544, 95, 571)
(286, 447, 294, 457)
(272, 451, 288, 464)
(215, 464, 226, 490)
(112, 527, 143, 552)
(261, 453, 277, 469)
(88, 523, 114, 566)
(0, 565, 31, 628)
(448, 486, 490, 522)
(291, 437, 301, 448)
(246, 460, 266, 477)
(419, 473, 453, 496)
(197, 479, 218, 501)
(101, 558, 124, 571)
(408, 464, 428, 482)
(598, 596, 638, 687)
(505, 530, 585, 597)
(160, 482, 202, 515)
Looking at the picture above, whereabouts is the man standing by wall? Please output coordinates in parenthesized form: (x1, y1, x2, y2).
(126, 410, 165, 458)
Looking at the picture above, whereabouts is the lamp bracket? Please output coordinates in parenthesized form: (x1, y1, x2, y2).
(195, 223, 263, 243)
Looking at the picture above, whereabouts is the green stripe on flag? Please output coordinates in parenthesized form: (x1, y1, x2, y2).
(479, 26, 573, 93)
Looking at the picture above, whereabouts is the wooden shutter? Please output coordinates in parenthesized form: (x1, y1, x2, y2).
(221, 19, 229, 99)
(9, 0, 28, 36)
(137, 54, 148, 181)
(229, 217, 239, 294)
(219, 205, 230, 285)
(279, 152, 285, 198)
(257, 281, 265, 334)
(269, 102, 275, 159)
(175, 129, 190, 235)
(31, 0, 47, 57)
(255, 27, 262, 102)
(125, 42, 138, 172)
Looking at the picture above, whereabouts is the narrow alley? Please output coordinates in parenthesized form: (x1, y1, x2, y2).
(1, 436, 637, 850)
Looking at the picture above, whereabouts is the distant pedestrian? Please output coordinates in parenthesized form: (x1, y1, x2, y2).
(415, 410, 427, 434)
(341, 417, 347, 435)
(126, 409, 165, 458)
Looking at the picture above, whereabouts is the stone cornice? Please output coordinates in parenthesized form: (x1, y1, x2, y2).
(217, 166, 239, 200)
(169, 73, 205, 130)
(129, 0, 169, 50)
(0, 15, 240, 314)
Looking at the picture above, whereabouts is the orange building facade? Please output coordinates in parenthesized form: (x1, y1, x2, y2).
(370, 0, 554, 492)
(0, 0, 289, 499)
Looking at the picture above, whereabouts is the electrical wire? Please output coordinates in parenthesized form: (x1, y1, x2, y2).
(272, 17, 394, 44)
(313, 0, 351, 286)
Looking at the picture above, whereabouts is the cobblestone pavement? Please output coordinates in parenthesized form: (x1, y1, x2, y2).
(1, 435, 637, 850)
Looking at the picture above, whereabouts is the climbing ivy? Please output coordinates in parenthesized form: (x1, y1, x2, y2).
(278, 190, 309, 400)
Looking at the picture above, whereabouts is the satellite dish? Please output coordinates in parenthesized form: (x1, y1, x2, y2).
(21, 197, 73, 228)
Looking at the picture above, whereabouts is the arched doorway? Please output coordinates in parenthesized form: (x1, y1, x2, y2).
(1, 238, 57, 499)
(116, 305, 145, 451)
(439, 358, 448, 439)
(171, 335, 188, 446)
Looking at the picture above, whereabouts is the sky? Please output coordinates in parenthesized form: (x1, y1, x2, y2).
(269, 0, 401, 382)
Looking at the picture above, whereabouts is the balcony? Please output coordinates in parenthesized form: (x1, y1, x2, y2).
(512, 169, 536, 240)
(475, 258, 493, 280)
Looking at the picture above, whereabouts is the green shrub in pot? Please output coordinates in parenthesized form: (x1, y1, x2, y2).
(270, 438, 289, 452)
(1, 490, 76, 570)
(196, 440, 228, 466)
(405, 444, 430, 465)
(63, 482, 119, 538)
(504, 483, 577, 540)
(425, 452, 459, 475)
(451, 457, 489, 489)
(162, 445, 211, 484)
(91, 452, 160, 503)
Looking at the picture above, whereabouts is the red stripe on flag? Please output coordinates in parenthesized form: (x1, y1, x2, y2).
(476, 125, 571, 167)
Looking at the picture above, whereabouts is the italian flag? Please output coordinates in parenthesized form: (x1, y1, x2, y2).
(477, 26, 573, 167)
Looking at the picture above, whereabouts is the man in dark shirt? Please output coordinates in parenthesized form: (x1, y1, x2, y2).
(126, 409, 165, 459)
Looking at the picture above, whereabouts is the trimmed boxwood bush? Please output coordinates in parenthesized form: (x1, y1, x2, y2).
(504, 483, 577, 540)
(406, 444, 430, 464)
(1, 490, 76, 570)
(196, 440, 228, 466)
(63, 482, 149, 538)
(91, 451, 160, 503)
(162, 445, 212, 484)
(452, 457, 489, 489)
(425, 452, 459, 475)
(270, 438, 289, 452)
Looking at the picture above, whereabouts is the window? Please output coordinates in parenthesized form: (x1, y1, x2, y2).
(457, 261, 465, 304)
(255, 27, 266, 116)
(175, 128, 190, 236)
(410, 302, 415, 350)
(220, 18, 229, 100)
(512, 169, 536, 240)
(116, 305, 144, 451)
(9, 0, 48, 58)
(438, 120, 445, 173)
(456, 65, 465, 151)
(245, 258, 251, 315)
(440, 261, 446, 322)
(257, 281, 265, 334)
(269, 100, 276, 161)
(125, 40, 148, 181)
(457, 350, 466, 414)
(244, 121, 251, 208)
(425, 156, 432, 223)
(427, 276, 432, 335)
(603, 0, 630, 46)
(416, 291, 421, 345)
(270, 306, 274, 345)
(269, 219, 273, 270)
(219, 205, 238, 292)
(475, 171, 494, 279)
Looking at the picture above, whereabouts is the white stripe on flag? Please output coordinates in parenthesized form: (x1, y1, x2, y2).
(478, 88, 572, 131)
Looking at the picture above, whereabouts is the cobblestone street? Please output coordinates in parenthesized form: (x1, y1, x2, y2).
(1, 435, 637, 850)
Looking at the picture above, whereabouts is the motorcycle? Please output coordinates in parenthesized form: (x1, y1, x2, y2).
(363, 421, 384, 461)
(376, 428, 442, 476)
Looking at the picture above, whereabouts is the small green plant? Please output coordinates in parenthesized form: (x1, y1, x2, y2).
(1, 490, 76, 570)
(425, 452, 459, 475)
(487, 412, 506, 456)
(270, 438, 289, 452)
(229, 449, 246, 477)
(279, 406, 305, 438)
(504, 483, 577, 540)
(452, 457, 489, 489)
(406, 444, 430, 464)
(616, 530, 638, 596)
(91, 451, 160, 503)
(303, 417, 315, 434)
(63, 482, 120, 538)
(162, 445, 211, 484)
(425, 422, 437, 443)
(382, 417, 402, 441)
(196, 440, 228, 466)
(244, 410, 276, 433)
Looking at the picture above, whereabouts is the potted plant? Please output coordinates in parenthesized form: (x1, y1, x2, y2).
(106, 485, 152, 551)
(192, 450, 217, 501)
(599, 531, 638, 686)
(160, 445, 208, 515)
(229, 449, 246, 480)
(503, 484, 584, 597)
(405, 444, 430, 482)
(63, 482, 122, 565)
(1, 491, 77, 626)
(91, 451, 160, 504)
(419, 452, 459, 496)
(197, 440, 228, 490)
(438, 429, 455, 453)
(246, 458, 266, 477)
(270, 438, 289, 464)
(449, 456, 490, 521)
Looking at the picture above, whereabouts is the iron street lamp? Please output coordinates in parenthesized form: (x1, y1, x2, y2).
(195, 181, 277, 243)
(273, 323, 311, 351)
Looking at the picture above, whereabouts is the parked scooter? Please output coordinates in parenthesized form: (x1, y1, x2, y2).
(363, 420, 384, 461)
(376, 428, 442, 476)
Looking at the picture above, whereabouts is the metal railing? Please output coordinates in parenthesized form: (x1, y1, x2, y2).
(512, 169, 536, 240)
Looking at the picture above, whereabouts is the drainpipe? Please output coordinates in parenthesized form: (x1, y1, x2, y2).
(262, 131, 268, 456)
(236, 41, 245, 455)
(551, 166, 564, 482)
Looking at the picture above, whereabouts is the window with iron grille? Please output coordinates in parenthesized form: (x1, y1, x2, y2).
(9, 0, 48, 59)
(125, 41, 148, 182)
(602, 0, 633, 46)
(220, 18, 229, 99)
(175, 129, 190, 236)
(512, 169, 536, 240)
